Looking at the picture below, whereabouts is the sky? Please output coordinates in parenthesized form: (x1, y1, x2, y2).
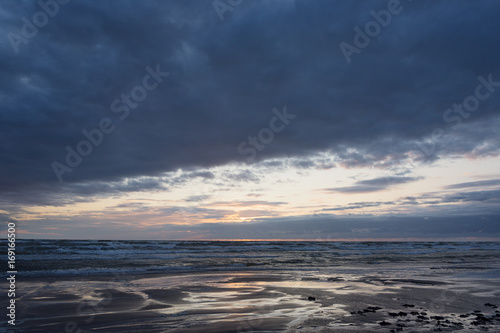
(1, 0, 500, 240)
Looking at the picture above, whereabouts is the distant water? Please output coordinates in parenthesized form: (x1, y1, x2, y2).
(11, 239, 500, 278)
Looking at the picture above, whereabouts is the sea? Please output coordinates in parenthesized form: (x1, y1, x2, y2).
(14, 239, 500, 278)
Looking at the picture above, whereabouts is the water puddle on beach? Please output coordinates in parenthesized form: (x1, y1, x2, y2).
(133, 273, 354, 331)
(252, 279, 397, 296)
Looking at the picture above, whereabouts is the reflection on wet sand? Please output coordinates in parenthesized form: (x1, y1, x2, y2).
(13, 268, 500, 332)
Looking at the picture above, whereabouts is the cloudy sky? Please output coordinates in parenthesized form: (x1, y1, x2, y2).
(1, 0, 500, 240)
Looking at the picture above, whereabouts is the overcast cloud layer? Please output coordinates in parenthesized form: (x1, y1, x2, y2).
(1, 0, 500, 194)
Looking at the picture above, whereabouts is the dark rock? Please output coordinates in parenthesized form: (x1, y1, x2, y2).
(379, 321, 391, 326)
(402, 304, 415, 308)
(471, 314, 493, 326)
(397, 311, 407, 316)
(365, 306, 382, 312)
(327, 277, 345, 282)
(307, 296, 316, 301)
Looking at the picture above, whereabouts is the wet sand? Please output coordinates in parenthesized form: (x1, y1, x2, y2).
(9, 265, 500, 332)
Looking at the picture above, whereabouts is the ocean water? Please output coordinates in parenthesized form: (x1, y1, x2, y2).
(12, 239, 500, 278)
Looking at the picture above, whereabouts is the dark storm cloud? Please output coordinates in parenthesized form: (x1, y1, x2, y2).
(1, 0, 500, 203)
(0, 170, 217, 207)
(325, 176, 421, 193)
(0, 177, 168, 207)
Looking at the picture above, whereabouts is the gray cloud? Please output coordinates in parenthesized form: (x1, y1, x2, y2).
(319, 187, 500, 214)
(443, 179, 500, 190)
(325, 176, 422, 193)
(184, 194, 212, 203)
(223, 169, 260, 183)
(211, 200, 288, 207)
(112, 202, 150, 212)
(321, 201, 391, 211)
(0, 170, 216, 207)
(1, 0, 500, 208)
(440, 190, 500, 203)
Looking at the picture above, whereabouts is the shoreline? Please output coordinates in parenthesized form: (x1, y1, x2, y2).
(10, 264, 500, 332)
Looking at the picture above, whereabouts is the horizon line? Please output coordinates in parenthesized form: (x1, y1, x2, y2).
(7, 237, 500, 242)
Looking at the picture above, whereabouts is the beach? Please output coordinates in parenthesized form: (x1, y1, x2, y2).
(4, 240, 500, 332)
